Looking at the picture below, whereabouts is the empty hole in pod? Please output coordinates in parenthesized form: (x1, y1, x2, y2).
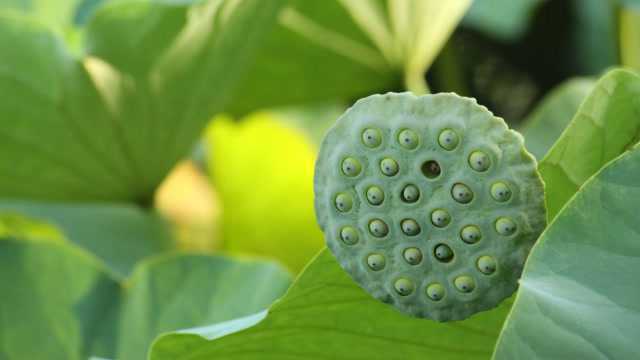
(468, 151, 491, 172)
(401, 184, 420, 203)
(380, 158, 399, 176)
(477, 255, 497, 275)
(403, 247, 423, 265)
(491, 182, 512, 202)
(339, 226, 359, 245)
(366, 253, 386, 271)
(365, 186, 385, 205)
(460, 225, 482, 244)
(421, 160, 441, 179)
(393, 277, 415, 296)
(454, 275, 476, 293)
(398, 129, 419, 149)
(433, 243, 454, 263)
(334, 192, 353, 212)
(438, 129, 460, 150)
(426, 283, 445, 301)
(341, 157, 362, 177)
(401, 219, 421, 236)
(495, 217, 517, 236)
(430, 209, 451, 228)
(368, 219, 389, 237)
(362, 128, 382, 148)
(451, 183, 474, 204)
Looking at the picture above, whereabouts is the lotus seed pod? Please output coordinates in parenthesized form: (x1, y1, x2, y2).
(398, 129, 419, 149)
(365, 186, 385, 205)
(334, 192, 353, 212)
(368, 219, 389, 237)
(341, 157, 362, 177)
(401, 219, 420, 236)
(403, 247, 423, 265)
(430, 209, 451, 228)
(380, 158, 399, 176)
(340, 226, 359, 245)
(438, 129, 460, 150)
(451, 183, 474, 204)
(401, 184, 420, 203)
(491, 182, 512, 202)
(426, 283, 445, 301)
(314, 92, 546, 321)
(362, 128, 382, 148)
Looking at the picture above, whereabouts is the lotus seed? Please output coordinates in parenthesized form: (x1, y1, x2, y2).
(495, 217, 517, 236)
(366, 186, 385, 205)
(491, 182, 512, 202)
(460, 225, 482, 244)
(451, 183, 474, 204)
(339, 226, 359, 245)
(430, 209, 451, 228)
(367, 253, 386, 271)
(454, 276, 476, 293)
(477, 255, 497, 275)
(393, 278, 415, 296)
(362, 128, 382, 148)
(401, 219, 421, 236)
(469, 151, 491, 172)
(368, 219, 389, 237)
(380, 158, 399, 176)
(434, 244, 454, 262)
(421, 160, 441, 179)
(426, 283, 445, 301)
(334, 192, 353, 212)
(341, 157, 362, 177)
(401, 184, 420, 203)
(398, 129, 419, 149)
(438, 129, 460, 150)
(403, 247, 423, 265)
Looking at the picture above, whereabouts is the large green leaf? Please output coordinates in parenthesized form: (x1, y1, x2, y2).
(0, 0, 285, 203)
(539, 69, 640, 221)
(150, 249, 513, 360)
(520, 78, 595, 159)
(493, 146, 640, 359)
(227, 0, 470, 114)
(0, 236, 291, 360)
(0, 201, 175, 278)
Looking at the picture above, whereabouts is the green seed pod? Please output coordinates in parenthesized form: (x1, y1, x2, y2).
(334, 192, 353, 212)
(368, 219, 389, 237)
(454, 276, 476, 293)
(426, 283, 445, 301)
(398, 129, 419, 149)
(394, 278, 415, 296)
(468, 151, 491, 172)
(430, 209, 451, 228)
(451, 183, 474, 204)
(339, 226, 359, 245)
(495, 217, 517, 236)
(362, 128, 382, 148)
(401, 219, 420, 236)
(438, 129, 460, 150)
(366, 186, 385, 205)
(380, 158, 399, 176)
(401, 184, 420, 203)
(477, 255, 497, 275)
(341, 157, 362, 177)
(367, 253, 386, 271)
(491, 182, 512, 202)
(460, 225, 482, 244)
(314, 92, 546, 321)
(403, 247, 423, 265)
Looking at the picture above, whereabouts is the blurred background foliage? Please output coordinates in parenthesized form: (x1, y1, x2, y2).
(0, 0, 639, 358)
